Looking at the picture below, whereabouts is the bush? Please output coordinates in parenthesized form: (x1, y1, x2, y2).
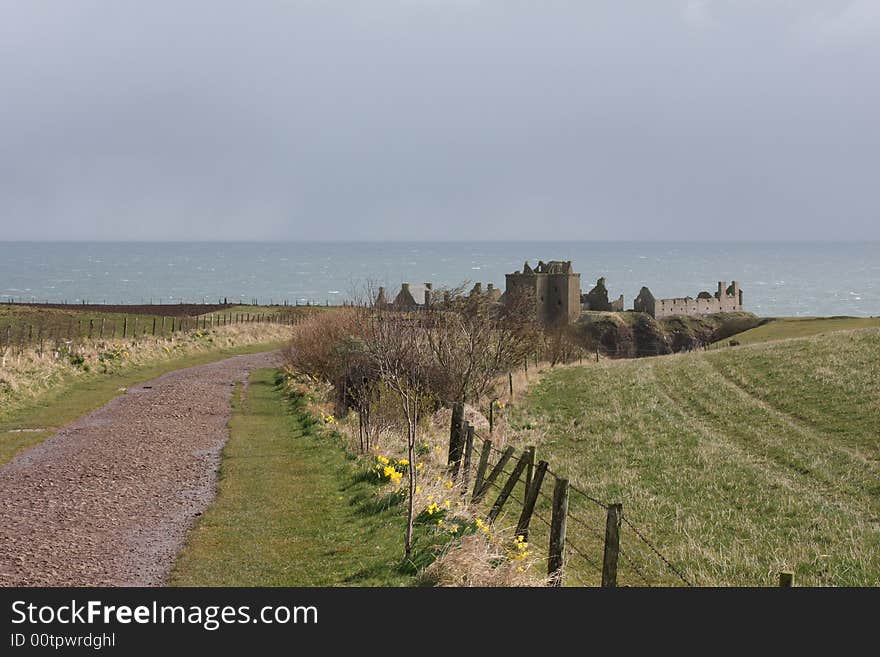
(281, 309, 365, 384)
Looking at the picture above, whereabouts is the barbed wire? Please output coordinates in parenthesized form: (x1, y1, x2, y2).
(564, 538, 603, 575)
(617, 545, 653, 586)
(567, 483, 609, 510)
(529, 508, 553, 531)
(472, 430, 691, 587)
(621, 514, 694, 587)
(543, 467, 608, 509)
(564, 509, 607, 543)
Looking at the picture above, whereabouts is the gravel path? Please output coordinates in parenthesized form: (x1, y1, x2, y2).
(0, 351, 280, 586)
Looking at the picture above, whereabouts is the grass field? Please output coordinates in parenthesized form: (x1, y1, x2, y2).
(509, 327, 879, 586)
(723, 316, 880, 346)
(170, 369, 421, 586)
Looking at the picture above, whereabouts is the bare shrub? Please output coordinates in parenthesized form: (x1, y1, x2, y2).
(423, 285, 540, 404)
(281, 309, 364, 386)
(542, 319, 587, 367)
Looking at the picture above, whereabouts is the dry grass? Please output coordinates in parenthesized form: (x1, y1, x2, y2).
(421, 534, 549, 587)
(0, 323, 292, 422)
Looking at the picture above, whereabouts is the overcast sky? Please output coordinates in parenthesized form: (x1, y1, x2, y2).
(1, 1, 878, 241)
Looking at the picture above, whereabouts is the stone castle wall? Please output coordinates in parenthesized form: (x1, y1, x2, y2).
(651, 281, 742, 319)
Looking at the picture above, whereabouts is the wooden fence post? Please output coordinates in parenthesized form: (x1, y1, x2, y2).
(473, 445, 515, 503)
(472, 439, 493, 501)
(601, 503, 623, 588)
(779, 571, 794, 587)
(508, 372, 513, 396)
(488, 451, 530, 522)
(460, 423, 475, 489)
(516, 460, 548, 540)
(548, 478, 569, 587)
(100, 318, 105, 338)
(448, 402, 466, 476)
(122, 317, 127, 338)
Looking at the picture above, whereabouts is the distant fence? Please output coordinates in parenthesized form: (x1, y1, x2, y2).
(447, 402, 695, 587)
(0, 308, 303, 356)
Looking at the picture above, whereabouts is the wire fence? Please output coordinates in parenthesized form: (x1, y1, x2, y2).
(452, 411, 694, 588)
(0, 305, 307, 356)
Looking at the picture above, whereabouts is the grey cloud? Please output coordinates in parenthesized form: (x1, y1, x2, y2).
(0, 1, 877, 240)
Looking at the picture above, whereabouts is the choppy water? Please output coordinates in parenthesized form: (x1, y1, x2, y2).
(1, 241, 878, 317)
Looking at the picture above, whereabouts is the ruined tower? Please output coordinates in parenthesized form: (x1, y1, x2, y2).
(504, 260, 581, 324)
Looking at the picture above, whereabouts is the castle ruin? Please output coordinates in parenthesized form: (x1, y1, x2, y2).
(582, 277, 624, 312)
(504, 261, 581, 324)
(633, 281, 743, 319)
(375, 281, 502, 311)
(375, 262, 743, 323)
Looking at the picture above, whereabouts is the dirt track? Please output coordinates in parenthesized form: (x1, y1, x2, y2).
(0, 351, 280, 586)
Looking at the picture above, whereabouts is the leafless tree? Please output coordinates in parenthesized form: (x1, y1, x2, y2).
(543, 319, 585, 367)
(422, 285, 540, 405)
(359, 306, 433, 560)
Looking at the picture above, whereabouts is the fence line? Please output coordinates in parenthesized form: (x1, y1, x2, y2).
(449, 410, 694, 587)
(0, 307, 307, 356)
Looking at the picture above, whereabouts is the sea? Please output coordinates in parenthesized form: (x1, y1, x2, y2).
(1, 241, 878, 317)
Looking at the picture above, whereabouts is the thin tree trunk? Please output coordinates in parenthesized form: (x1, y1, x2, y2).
(404, 396, 418, 560)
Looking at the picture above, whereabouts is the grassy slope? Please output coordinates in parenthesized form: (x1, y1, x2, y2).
(726, 316, 880, 345)
(511, 327, 879, 586)
(170, 369, 416, 586)
(0, 341, 284, 466)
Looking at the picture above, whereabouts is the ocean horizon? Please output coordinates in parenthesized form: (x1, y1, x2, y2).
(2, 240, 878, 317)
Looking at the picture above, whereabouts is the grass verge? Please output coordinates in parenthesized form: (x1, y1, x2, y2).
(169, 368, 422, 586)
(0, 340, 284, 466)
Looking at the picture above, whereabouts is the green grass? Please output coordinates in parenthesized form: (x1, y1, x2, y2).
(169, 369, 422, 586)
(725, 316, 880, 345)
(0, 341, 284, 466)
(510, 327, 880, 587)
